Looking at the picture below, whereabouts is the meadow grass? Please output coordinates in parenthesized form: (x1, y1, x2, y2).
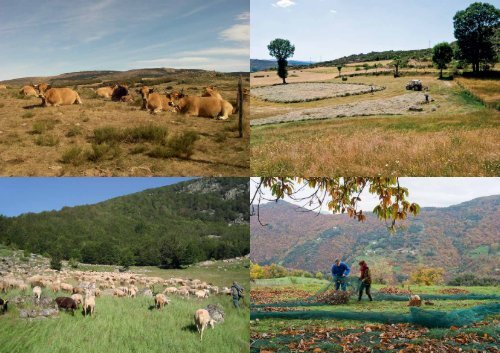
(0, 260, 250, 353)
(0, 294, 248, 353)
(250, 74, 500, 176)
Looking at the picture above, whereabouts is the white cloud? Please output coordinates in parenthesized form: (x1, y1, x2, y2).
(237, 12, 250, 21)
(180, 47, 249, 57)
(219, 24, 250, 43)
(330, 9, 337, 14)
(272, 0, 296, 8)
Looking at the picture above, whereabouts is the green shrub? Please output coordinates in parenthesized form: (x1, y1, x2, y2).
(94, 127, 122, 144)
(50, 255, 62, 271)
(123, 125, 168, 144)
(68, 258, 79, 268)
(32, 119, 58, 134)
(60, 146, 84, 165)
(86, 143, 120, 162)
(166, 131, 199, 158)
(66, 126, 82, 137)
(34, 134, 59, 146)
(448, 273, 499, 286)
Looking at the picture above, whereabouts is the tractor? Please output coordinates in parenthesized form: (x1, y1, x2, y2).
(406, 79, 423, 91)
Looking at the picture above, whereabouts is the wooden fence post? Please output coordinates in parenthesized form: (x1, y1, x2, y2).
(238, 75, 243, 138)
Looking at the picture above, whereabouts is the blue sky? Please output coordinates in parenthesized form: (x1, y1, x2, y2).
(251, 0, 497, 61)
(0, 0, 249, 80)
(0, 178, 191, 217)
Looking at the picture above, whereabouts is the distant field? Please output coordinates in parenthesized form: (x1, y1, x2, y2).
(0, 73, 249, 176)
(456, 77, 500, 109)
(0, 260, 250, 353)
(250, 277, 499, 353)
(250, 71, 500, 176)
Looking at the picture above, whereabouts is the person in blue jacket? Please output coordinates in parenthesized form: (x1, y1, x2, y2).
(331, 259, 350, 291)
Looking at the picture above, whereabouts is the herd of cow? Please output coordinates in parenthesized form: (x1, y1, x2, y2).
(17, 82, 239, 120)
(0, 270, 234, 340)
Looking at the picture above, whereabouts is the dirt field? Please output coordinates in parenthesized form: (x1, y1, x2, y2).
(251, 82, 384, 103)
(0, 73, 249, 176)
(250, 71, 500, 176)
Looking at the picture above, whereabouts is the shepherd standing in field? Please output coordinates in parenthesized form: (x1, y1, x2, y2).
(331, 259, 350, 291)
(231, 282, 244, 309)
(358, 260, 373, 302)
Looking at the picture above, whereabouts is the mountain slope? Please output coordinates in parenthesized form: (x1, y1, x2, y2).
(0, 178, 249, 267)
(251, 59, 314, 72)
(0, 68, 246, 87)
(250, 196, 499, 279)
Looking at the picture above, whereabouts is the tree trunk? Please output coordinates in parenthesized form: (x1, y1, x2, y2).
(440, 68, 443, 79)
(282, 77, 286, 84)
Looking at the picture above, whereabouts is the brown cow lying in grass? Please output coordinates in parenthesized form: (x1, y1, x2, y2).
(169, 91, 234, 120)
(136, 86, 173, 114)
(19, 85, 39, 97)
(35, 84, 82, 107)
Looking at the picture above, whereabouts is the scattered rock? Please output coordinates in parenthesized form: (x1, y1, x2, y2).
(409, 106, 423, 112)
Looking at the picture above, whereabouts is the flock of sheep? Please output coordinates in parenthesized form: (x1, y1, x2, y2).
(17, 81, 241, 119)
(0, 269, 235, 340)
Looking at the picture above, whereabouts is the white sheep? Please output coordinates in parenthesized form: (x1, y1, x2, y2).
(71, 294, 83, 307)
(83, 294, 95, 316)
(154, 293, 169, 309)
(194, 309, 215, 341)
(33, 286, 42, 300)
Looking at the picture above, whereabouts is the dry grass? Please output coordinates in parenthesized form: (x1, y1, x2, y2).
(250, 72, 500, 176)
(456, 77, 500, 109)
(0, 74, 249, 176)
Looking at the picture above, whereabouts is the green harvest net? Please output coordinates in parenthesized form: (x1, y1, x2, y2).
(251, 278, 500, 309)
(251, 303, 500, 328)
(251, 279, 500, 328)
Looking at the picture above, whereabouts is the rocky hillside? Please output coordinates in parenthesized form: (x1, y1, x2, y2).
(250, 196, 499, 279)
(0, 178, 249, 267)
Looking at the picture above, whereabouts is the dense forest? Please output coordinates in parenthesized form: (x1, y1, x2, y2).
(0, 178, 249, 268)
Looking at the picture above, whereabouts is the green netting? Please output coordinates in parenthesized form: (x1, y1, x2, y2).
(251, 279, 500, 309)
(250, 303, 500, 328)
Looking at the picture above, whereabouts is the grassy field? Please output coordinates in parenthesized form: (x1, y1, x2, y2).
(0, 260, 250, 353)
(0, 73, 249, 176)
(250, 71, 500, 176)
(250, 277, 499, 353)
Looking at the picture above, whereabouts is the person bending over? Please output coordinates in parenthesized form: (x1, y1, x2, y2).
(331, 259, 350, 291)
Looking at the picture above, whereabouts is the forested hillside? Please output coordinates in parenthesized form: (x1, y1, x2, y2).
(250, 196, 499, 280)
(0, 178, 249, 268)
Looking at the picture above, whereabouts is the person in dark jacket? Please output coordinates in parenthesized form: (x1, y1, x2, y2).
(358, 260, 373, 301)
(331, 259, 350, 291)
(231, 282, 244, 309)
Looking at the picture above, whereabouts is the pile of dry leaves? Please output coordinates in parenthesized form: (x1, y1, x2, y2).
(378, 286, 412, 295)
(316, 290, 351, 305)
(439, 287, 470, 295)
(251, 288, 312, 305)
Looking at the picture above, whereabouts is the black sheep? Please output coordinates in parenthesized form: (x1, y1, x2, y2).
(0, 298, 8, 314)
(55, 297, 77, 315)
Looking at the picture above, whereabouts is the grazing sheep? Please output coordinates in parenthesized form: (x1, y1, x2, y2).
(72, 287, 85, 294)
(95, 288, 101, 297)
(71, 294, 83, 307)
(19, 283, 28, 292)
(195, 290, 209, 299)
(194, 309, 215, 341)
(177, 289, 190, 298)
(83, 294, 95, 317)
(163, 287, 178, 294)
(0, 298, 8, 314)
(129, 287, 137, 298)
(60, 283, 73, 293)
(55, 297, 77, 315)
(154, 293, 169, 309)
(113, 289, 127, 297)
(33, 286, 42, 300)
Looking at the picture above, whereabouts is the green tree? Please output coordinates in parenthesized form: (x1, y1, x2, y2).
(50, 254, 62, 271)
(453, 2, 499, 73)
(251, 178, 420, 232)
(268, 38, 296, 84)
(392, 56, 402, 77)
(432, 42, 454, 78)
(337, 65, 343, 77)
